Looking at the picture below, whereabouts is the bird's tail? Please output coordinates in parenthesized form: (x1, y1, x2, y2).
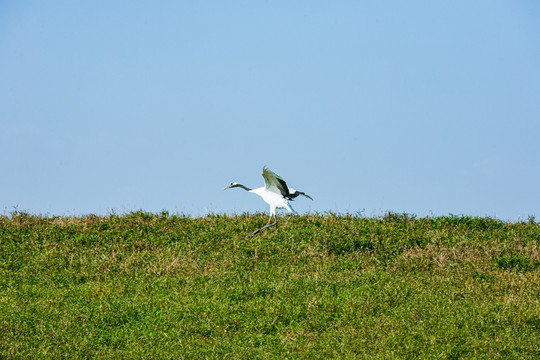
(288, 204, 296, 214)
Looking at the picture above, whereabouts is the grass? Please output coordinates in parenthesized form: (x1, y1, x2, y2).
(1, 211, 539, 359)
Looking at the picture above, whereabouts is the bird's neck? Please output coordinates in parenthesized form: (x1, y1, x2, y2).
(236, 184, 252, 191)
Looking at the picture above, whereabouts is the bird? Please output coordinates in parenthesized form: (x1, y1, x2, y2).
(223, 166, 313, 237)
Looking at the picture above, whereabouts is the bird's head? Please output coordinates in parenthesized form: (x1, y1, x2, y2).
(223, 182, 239, 190)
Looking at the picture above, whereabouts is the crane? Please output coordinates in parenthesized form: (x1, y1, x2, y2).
(223, 166, 313, 238)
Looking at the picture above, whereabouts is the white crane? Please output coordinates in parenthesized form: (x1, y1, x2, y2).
(223, 166, 313, 237)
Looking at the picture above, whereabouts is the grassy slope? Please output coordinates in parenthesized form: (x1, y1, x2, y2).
(0, 212, 539, 359)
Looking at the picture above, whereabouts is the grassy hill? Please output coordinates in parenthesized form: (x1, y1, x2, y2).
(1, 212, 539, 359)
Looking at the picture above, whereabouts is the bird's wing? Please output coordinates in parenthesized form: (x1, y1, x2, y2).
(262, 166, 290, 197)
(288, 188, 313, 200)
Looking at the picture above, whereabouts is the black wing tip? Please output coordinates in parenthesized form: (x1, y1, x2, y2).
(290, 190, 313, 201)
(277, 178, 290, 197)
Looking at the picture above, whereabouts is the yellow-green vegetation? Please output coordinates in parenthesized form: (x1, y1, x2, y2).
(1, 211, 539, 359)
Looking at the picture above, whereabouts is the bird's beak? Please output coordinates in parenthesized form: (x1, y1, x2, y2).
(223, 185, 232, 190)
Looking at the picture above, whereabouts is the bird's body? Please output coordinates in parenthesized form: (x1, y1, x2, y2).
(249, 186, 295, 218)
(224, 167, 312, 237)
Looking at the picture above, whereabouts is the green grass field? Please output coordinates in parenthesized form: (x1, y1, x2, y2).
(1, 211, 539, 359)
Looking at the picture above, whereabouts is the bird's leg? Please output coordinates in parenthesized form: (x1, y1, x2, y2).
(246, 224, 271, 238)
(246, 214, 278, 238)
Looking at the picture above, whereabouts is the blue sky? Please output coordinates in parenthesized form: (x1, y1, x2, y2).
(1, 1, 539, 220)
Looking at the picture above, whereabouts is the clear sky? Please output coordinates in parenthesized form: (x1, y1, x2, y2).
(1, 1, 539, 220)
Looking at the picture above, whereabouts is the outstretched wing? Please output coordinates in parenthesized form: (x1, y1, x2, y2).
(262, 166, 290, 198)
(288, 188, 313, 201)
